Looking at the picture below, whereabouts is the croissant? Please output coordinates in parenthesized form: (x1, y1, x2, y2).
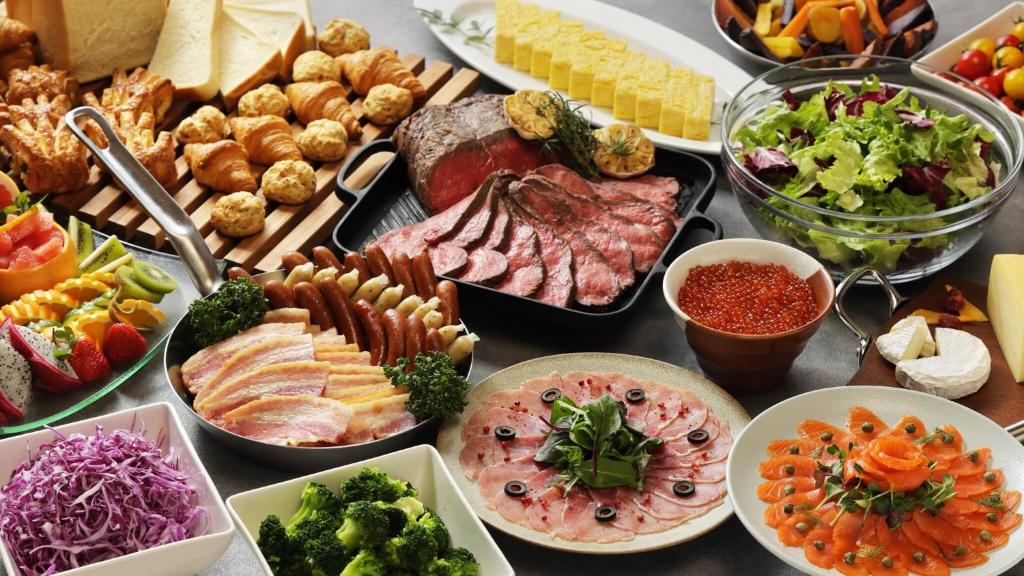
(285, 81, 361, 137)
(228, 115, 302, 166)
(184, 141, 257, 193)
(0, 43, 35, 80)
(102, 67, 174, 123)
(338, 47, 425, 101)
(0, 116, 89, 193)
(0, 93, 71, 128)
(7, 65, 77, 104)
(0, 18, 34, 53)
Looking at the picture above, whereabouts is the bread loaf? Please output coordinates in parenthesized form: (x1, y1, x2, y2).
(148, 0, 222, 100)
(219, 11, 283, 107)
(223, 3, 304, 79)
(232, 0, 314, 50)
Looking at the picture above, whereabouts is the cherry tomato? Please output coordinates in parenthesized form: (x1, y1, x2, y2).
(1013, 18, 1024, 41)
(992, 66, 1013, 85)
(1001, 95, 1021, 113)
(1003, 68, 1024, 99)
(977, 75, 1003, 96)
(969, 38, 997, 59)
(994, 46, 1024, 69)
(954, 49, 992, 80)
(996, 34, 1021, 49)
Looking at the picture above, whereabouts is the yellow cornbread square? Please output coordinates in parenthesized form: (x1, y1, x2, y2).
(613, 77, 638, 120)
(568, 49, 598, 99)
(659, 69, 692, 136)
(591, 59, 620, 107)
(634, 59, 668, 128)
(683, 74, 715, 141)
(530, 21, 583, 78)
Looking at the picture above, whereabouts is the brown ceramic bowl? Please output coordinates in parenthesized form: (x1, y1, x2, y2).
(662, 239, 835, 394)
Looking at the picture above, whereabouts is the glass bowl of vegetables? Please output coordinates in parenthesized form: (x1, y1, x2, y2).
(722, 55, 1024, 283)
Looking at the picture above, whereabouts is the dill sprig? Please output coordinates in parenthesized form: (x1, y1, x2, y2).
(532, 91, 600, 179)
(417, 9, 494, 48)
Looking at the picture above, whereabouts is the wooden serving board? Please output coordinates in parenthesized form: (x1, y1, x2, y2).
(847, 275, 1024, 428)
(44, 52, 480, 273)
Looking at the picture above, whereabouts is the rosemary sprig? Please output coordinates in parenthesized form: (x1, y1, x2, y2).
(532, 91, 600, 179)
(417, 8, 494, 48)
(603, 132, 636, 157)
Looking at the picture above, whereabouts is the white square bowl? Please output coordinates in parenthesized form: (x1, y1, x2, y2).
(0, 402, 235, 576)
(227, 444, 514, 576)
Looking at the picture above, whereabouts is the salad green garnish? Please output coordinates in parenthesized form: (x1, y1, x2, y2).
(734, 76, 999, 272)
(534, 394, 663, 493)
(384, 352, 470, 422)
(187, 278, 268, 348)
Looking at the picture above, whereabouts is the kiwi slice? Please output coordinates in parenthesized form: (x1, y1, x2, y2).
(115, 266, 162, 303)
(80, 235, 128, 274)
(68, 216, 93, 265)
(95, 252, 133, 275)
(131, 259, 177, 294)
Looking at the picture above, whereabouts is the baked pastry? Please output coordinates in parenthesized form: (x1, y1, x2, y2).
(0, 116, 89, 193)
(295, 119, 347, 162)
(363, 83, 413, 126)
(0, 43, 35, 80)
(0, 94, 71, 128)
(0, 18, 34, 53)
(228, 115, 302, 166)
(7, 65, 78, 104)
(317, 18, 370, 57)
(338, 47, 425, 101)
(212, 191, 266, 237)
(102, 67, 175, 123)
(238, 84, 290, 117)
(81, 89, 177, 188)
(291, 50, 340, 82)
(285, 81, 361, 137)
(261, 159, 315, 204)
(174, 105, 227, 145)
(184, 141, 257, 193)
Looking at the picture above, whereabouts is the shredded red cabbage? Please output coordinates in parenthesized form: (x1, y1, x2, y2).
(0, 425, 208, 575)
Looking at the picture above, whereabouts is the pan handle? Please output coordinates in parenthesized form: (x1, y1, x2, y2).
(335, 139, 398, 203)
(650, 212, 722, 276)
(65, 107, 221, 297)
(834, 266, 910, 364)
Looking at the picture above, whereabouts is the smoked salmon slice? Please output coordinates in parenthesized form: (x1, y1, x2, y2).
(756, 477, 817, 503)
(847, 406, 888, 441)
(757, 455, 817, 480)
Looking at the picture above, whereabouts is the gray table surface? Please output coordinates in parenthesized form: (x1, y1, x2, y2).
(7, 0, 1024, 575)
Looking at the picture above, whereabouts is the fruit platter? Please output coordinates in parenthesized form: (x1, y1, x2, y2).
(1, 1, 1024, 576)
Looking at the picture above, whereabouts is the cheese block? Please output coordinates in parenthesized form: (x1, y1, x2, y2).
(233, 0, 315, 50)
(890, 315, 935, 357)
(895, 328, 991, 400)
(148, 0, 221, 101)
(8, 0, 166, 82)
(683, 75, 716, 141)
(989, 254, 1024, 382)
(219, 11, 283, 107)
(659, 68, 692, 136)
(223, 2, 304, 79)
(494, 0, 520, 63)
(876, 323, 927, 365)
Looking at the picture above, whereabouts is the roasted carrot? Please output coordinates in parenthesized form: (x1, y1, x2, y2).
(718, 0, 755, 29)
(807, 5, 842, 43)
(839, 5, 865, 52)
(883, 0, 924, 25)
(863, 0, 889, 36)
(779, 0, 853, 37)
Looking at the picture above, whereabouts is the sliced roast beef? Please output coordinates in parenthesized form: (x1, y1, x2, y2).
(492, 197, 547, 299)
(509, 182, 625, 307)
(505, 199, 573, 306)
(428, 244, 468, 276)
(514, 175, 635, 291)
(394, 95, 546, 214)
(422, 171, 510, 244)
(459, 193, 512, 285)
(595, 174, 681, 212)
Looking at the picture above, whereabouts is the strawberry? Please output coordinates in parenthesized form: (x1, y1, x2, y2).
(67, 338, 110, 383)
(103, 323, 147, 365)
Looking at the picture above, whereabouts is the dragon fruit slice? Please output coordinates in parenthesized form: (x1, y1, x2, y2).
(0, 338, 31, 419)
(3, 319, 82, 393)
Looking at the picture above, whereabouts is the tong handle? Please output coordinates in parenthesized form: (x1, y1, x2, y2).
(834, 266, 909, 363)
(65, 107, 221, 297)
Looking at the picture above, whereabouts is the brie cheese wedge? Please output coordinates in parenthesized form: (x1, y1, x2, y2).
(876, 319, 928, 364)
(895, 328, 991, 400)
(890, 316, 936, 357)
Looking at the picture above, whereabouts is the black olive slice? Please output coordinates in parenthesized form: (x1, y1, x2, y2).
(624, 388, 645, 403)
(673, 481, 696, 497)
(540, 387, 562, 403)
(495, 425, 516, 441)
(687, 429, 710, 444)
(504, 480, 527, 497)
(595, 505, 616, 522)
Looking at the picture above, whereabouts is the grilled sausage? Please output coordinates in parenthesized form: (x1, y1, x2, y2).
(226, 267, 251, 280)
(405, 314, 426, 362)
(424, 328, 446, 353)
(436, 280, 459, 325)
(320, 277, 365, 350)
(382, 309, 406, 366)
(391, 253, 416, 299)
(353, 299, 386, 365)
(312, 246, 345, 272)
(281, 251, 310, 273)
(411, 251, 437, 298)
(294, 282, 334, 330)
(364, 245, 396, 284)
(263, 280, 296, 309)
(345, 252, 371, 285)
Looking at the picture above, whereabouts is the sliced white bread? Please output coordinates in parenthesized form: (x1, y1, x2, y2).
(223, 2, 304, 79)
(149, 0, 222, 100)
(219, 10, 283, 107)
(231, 0, 314, 50)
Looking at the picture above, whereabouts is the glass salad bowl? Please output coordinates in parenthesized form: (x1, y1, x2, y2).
(722, 55, 1024, 283)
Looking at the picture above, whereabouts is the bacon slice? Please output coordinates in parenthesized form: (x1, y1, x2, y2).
(222, 395, 353, 446)
(195, 361, 331, 421)
(261, 307, 311, 327)
(317, 350, 372, 366)
(193, 334, 316, 403)
(180, 323, 308, 394)
(340, 394, 417, 444)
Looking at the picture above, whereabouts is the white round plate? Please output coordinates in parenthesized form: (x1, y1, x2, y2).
(412, 0, 753, 155)
(727, 386, 1024, 576)
(437, 352, 751, 554)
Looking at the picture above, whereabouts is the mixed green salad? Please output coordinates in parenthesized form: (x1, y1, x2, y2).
(733, 76, 1000, 271)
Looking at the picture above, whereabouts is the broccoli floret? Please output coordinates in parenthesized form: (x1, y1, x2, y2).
(289, 516, 349, 576)
(339, 467, 418, 504)
(417, 511, 450, 551)
(341, 549, 390, 576)
(382, 522, 439, 572)
(337, 501, 391, 551)
(384, 352, 470, 421)
(392, 496, 425, 521)
(426, 548, 479, 576)
(377, 503, 410, 536)
(258, 515, 304, 575)
(285, 482, 343, 535)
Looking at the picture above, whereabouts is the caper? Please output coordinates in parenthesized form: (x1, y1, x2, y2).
(795, 522, 808, 533)
(987, 512, 999, 522)
(980, 530, 992, 542)
(783, 485, 796, 496)
(820, 432, 833, 442)
(783, 503, 794, 514)
(813, 540, 824, 551)
(861, 422, 874, 433)
(912, 552, 925, 563)
(882, 556, 893, 569)
(968, 450, 979, 462)
(843, 552, 856, 565)
(904, 423, 917, 434)
(942, 433, 954, 444)
(784, 464, 796, 476)
(984, 471, 997, 482)
(788, 444, 800, 455)
(954, 545, 966, 556)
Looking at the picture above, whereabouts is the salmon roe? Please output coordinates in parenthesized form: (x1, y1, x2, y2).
(676, 261, 817, 335)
